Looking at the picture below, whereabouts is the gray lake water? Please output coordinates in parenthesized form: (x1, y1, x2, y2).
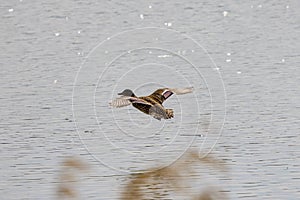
(1, 0, 299, 199)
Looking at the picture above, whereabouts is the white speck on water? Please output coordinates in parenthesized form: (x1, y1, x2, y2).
(181, 50, 186, 55)
(158, 55, 172, 58)
(105, 50, 108, 54)
(77, 52, 81, 55)
(149, 51, 152, 54)
(155, 38, 158, 40)
(140, 14, 144, 20)
(227, 52, 231, 56)
(127, 50, 131, 53)
(237, 71, 242, 74)
(149, 5, 152, 9)
(223, 11, 228, 17)
(214, 67, 220, 71)
(281, 58, 285, 63)
(54, 32, 60, 36)
(251, 5, 254, 8)
(226, 59, 231, 62)
(107, 37, 110, 40)
(8, 8, 14, 12)
(164, 22, 172, 27)
(20, 0, 23, 2)
(65, 16, 69, 21)
(286, 5, 289, 9)
(53, 80, 57, 84)
(77, 30, 81, 34)
(191, 49, 195, 53)
(258, 5, 262, 8)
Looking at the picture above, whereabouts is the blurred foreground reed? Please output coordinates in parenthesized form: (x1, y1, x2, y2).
(121, 150, 229, 200)
(56, 157, 89, 199)
(56, 150, 228, 199)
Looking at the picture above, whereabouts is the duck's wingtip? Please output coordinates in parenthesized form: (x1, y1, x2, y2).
(171, 87, 194, 95)
(187, 86, 194, 91)
(109, 97, 133, 108)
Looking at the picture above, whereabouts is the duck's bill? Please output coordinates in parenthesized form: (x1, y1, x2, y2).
(170, 87, 193, 95)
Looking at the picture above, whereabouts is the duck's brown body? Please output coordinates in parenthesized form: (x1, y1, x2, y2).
(129, 89, 173, 120)
(110, 87, 193, 120)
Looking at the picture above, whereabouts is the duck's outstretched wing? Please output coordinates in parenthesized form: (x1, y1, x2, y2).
(109, 96, 152, 108)
(160, 87, 194, 102)
(169, 87, 194, 95)
(109, 97, 132, 108)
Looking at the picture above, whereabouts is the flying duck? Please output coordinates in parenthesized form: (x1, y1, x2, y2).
(109, 87, 193, 120)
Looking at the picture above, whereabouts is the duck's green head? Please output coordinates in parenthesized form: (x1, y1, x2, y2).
(118, 89, 135, 97)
